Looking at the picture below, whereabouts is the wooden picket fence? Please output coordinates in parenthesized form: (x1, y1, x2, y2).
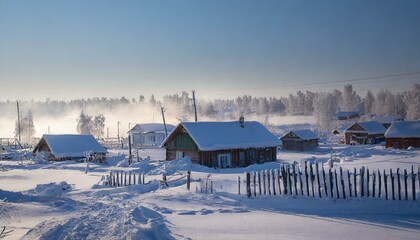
(106, 171, 191, 188)
(242, 162, 419, 201)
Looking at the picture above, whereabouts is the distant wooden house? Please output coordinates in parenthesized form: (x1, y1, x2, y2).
(128, 123, 175, 148)
(385, 121, 420, 149)
(33, 134, 107, 161)
(160, 119, 279, 168)
(373, 115, 404, 129)
(344, 121, 387, 144)
(336, 111, 361, 121)
(280, 130, 319, 151)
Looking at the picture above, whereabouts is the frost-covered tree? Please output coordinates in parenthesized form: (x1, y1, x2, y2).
(341, 84, 360, 111)
(14, 109, 35, 144)
(364, 91, 374, 114)
(92, 114, 106, 138)
(404, 84, 420, 120)
(313, 93, 339, 131)
(76, 111, 92, 134)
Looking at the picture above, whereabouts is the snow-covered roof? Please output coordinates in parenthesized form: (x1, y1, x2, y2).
(34, 134, 107, 158)
(385, 121, 420, 138)
(336, 111, 360, 118)
(128, 123, 175, 134)
(345, 121, 387, 135)
(162, 121, 279, 151)
(281, 129, 319, 140)
(373, 115, 404, 124)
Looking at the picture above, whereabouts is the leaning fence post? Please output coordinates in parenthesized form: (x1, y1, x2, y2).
(277, 169, 282, 195)
(335, 169, 340, 199)
(329, 168, 333, 198)
(293, 163, 298, 196)
(322, 163, 327, 197)
(258, 171, 262, 195)
(340, 167, 346, 199)
(133, 172, 136, 186)
(390, 169, 395, 200)
(404, 169, 408, 201)
(353, 168, 357, 197)
(347, 168, 352, 198)
(246, 172, 251, 197)
(305, 161, 309, 196)
(282, 165, 287, 195)
(367, 168, 370, 197)
(299, 164, 304, 196)
(360, 167, 364, 197)
(129, 172, 132, 186)
(309, 163, 315, 197)
(287, 165, 292, 195)
(372, 170, 376, 198)
(272, 170, 277, 195)
(109, 172, 113, 187)
(124, 172, 127, 186)
(268, 170, 272, 195)
(263, 170, 267, 195)
(378, 169, 382, 199)
(412, 166, 416, 201)
(397, 168, 401, 200)
(116, 171, 120, 187)
(238, 176, 241, 195)
(187, 171, 191, 190)
(142, 173, 145, 185)
(316, 162, 321, 198)
(384, 169, 388, 200)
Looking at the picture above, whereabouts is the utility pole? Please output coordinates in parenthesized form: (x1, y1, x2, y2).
(161, 107, 168, 137)
(16, 101, 21, 142)
(117, 121, 120, 143)
(107, 127, 109, 139)
(192, 90, 198, 122)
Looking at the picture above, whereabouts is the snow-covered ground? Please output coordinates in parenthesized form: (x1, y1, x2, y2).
(1, 145, 419, 239)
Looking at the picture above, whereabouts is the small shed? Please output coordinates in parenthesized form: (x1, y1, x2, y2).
(33, 134, 107, 161)
(128, 123, 175, 148)
(385, 121, 420, 149)
(161, 120, 279, 168)
(280, 129, 319, 151)
(336, 111, 361, 121)
(344, 121, 387, 144)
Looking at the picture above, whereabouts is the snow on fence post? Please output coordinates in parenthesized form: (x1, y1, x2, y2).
(258, 171, 262, 195)
(378, 169, 382, 199)
(322, 163, 327, 197)
(340, 167, 346, 200)
(404, 169, 408, 201)
(397, 168, 401, 200)
(334, 169, 340, 199)
(316, 162, 321, 198)
(263, 170, 267, 195)
(305, 161, 309, 196)
(390, 169, 395, 200)
(299, 164, 303, 196)
(329, 168, 333, 198)
(246, 172, 251, 197)
(277, 169, 282, 195)
(347, 169, 352, 198)
(272, 169, 277, 195)
(353, 168, 357, 197)
(293, 163, 297, 196)
(412, 166, 416, 201)
(372, 170, 376, 198)
(384, 169, 388, 200)
(253, 172, 257, 197)
(310, 163, 315, 197)
(238, 176, 241, 195)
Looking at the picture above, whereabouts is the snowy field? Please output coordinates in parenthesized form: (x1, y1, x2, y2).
(1, 145, 419, 239)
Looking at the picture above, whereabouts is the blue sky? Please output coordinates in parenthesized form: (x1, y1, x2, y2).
(0, 0, 419, 101)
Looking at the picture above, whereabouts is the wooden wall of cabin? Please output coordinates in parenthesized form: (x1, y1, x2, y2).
(386, 138, 420, 149)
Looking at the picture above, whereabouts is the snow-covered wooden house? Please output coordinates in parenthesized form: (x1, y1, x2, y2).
(160, 119, 279, 168)
(384, 121, 420, 149)
(344, 121, 387, 144)
(280, 129, 319, 151)
(128, 123, 175, 148)
(32, 134, 107, 161)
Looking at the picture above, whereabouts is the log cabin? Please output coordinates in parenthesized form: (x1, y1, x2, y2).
(128, 123, 175, 148)
(385, 121, 420, 149)
(160, 119, 279, 168)
(280, 129, 319, 151)
(344, 121, 387, 144)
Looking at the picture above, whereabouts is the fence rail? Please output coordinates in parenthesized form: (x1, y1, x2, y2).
(242, 162, 419, 201)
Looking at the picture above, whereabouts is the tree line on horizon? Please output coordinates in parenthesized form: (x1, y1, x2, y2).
(7, 84, 420, 143)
